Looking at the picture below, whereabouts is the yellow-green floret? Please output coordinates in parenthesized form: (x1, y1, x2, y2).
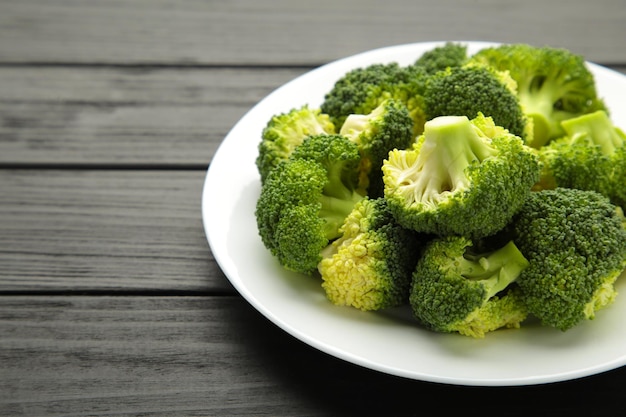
(318, 197, 423, 311)
(410, 236, 529, 338)
(382, 113, 540, 239)
(256, 105, 335, 183)
(512, 188, 626, 331)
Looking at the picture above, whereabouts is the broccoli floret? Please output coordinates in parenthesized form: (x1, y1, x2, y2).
(255, 134, 365, 274)
(256, 105, 335, 183)
(318, 197, 424, 311)
(410, 236, 529, 338)
(382, 114, 540, 239)
(412, 42, 468, 75)
(423, 65, 531, 141)
(469, 44, 607, 148)
(512, 188, 626, 331)
(321, 62, 428, 137)
(537, 110, 626, 209)
(339, 99, 415, 198)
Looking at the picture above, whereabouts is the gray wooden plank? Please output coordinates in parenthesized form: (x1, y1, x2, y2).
(0, 296, 322, 416)
(0, 67, 306, 165)
(1, 295, 625, 416)
(0, 170, 232, 292)
(1, 0, 625, 65)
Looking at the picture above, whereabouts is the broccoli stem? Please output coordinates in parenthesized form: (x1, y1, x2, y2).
(561, 110, 625, 155)
(456, 241, 529, 299)
(413, 116, 496, 205)
(340, 103, 385, 143)
(318, 194, 363, 240)
(518, 77, 579, 148)
(323, 164, 357, 200)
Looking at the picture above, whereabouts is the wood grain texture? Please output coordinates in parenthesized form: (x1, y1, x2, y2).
(0, 67, 306, 165)
(1, 0, 625, 65)
(0, 170, 232, 292)
(2, 1, 626, 415)
(2, 296, 626, 416)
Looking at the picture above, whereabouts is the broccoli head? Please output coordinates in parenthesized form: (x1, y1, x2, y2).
(411, 42, 468, 75)
(318, 197, 424, 311)
(255, 134, 365, 274)
(512, 188, 626, 331)
(469, 43, 607, 148)
(423, 65, 531, 141)
(410, 236, 529, 338)
(256, 105, 335, 183)
(537, 110, 626, 209)
(382, 113, 540, 239)
(339, 99, 415, 198)
(321, 62, 428, 137)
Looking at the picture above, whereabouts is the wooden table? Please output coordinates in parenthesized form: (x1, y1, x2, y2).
(2, 1, 625, 415)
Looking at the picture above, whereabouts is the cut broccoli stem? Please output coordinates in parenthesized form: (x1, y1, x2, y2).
(318, 193, 363, 240)
(561, 110, 625, 155)
(340, 103, 386, 142)
(323, 164, 356, 200)
(518, 78, 587, 148)
(456, 241, 529, 299)
(516, 75, 568, 147)
(412, 116, 497, 207)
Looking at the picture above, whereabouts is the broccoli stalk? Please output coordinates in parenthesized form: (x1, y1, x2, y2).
(457, 241, 529, 295)
(383, 114, 539, 238)
(410, 236, 529, 338)
(317, 192, 364, 239)
(515, 73, 567, 145)
(561, 110, 625, 155)
(408, 115, 496, 208)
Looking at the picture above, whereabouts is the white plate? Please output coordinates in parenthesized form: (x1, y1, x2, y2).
(202, 41, 626, 386)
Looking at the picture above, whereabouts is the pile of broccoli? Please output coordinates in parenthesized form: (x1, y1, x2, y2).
(254, 42, 626, 338)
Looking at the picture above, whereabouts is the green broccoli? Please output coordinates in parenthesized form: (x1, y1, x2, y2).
(382, 113, 540, 239)
(318, 197, 424, 311)
(339, 99, 415, 198)
(320, 62, 428, 136)
(256, 105, 335, 183)
(423, 65, 531, 141)
(512, 188, 626, 331)
(537, 110, 626, 209)
(412, 42, 468, 75)
(469, 43, 607, 148)
(255, 134, 365, 274)
(410, 235, 529, 338)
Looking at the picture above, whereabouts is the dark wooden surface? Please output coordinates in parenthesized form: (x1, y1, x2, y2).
(2, 1, 626, 415)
